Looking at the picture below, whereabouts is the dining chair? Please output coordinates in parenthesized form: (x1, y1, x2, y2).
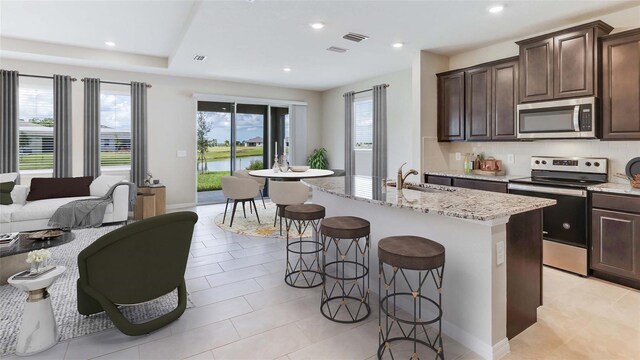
(221, 176, 261, 227)
(234, 169, 266, 208)
(269, 181, 310, 235)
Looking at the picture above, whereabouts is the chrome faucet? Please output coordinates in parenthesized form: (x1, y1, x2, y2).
(397, 162, 419, 189)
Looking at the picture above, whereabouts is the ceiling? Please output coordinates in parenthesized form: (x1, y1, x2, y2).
(1, 0, 638, 91)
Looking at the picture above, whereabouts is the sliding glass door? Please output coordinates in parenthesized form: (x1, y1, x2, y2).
(196, 101, 274, 204)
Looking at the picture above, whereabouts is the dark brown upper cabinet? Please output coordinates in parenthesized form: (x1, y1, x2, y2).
(602, 28, 640, 140)
(516, 21, 613, 103)
(438, 57, 518, 142)
(492, 59, 519, 140)
(519, 37, 554, 102)
(437, 71, 465, 141)
(465, 66, 492, 140)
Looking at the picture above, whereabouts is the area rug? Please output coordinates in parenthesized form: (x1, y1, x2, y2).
(214, 202, 313, 238)
(0, 225, 193, 356)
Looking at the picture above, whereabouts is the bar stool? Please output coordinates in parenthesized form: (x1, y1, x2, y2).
(377, 236, 445, 360)
(320, 216, 371, 323)
(284, 204, 325, 288)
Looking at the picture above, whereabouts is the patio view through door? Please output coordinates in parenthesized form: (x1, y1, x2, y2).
(196, 101, 289, 205)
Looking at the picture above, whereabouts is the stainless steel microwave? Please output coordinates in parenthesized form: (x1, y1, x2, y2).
(516, 97, 597, 139)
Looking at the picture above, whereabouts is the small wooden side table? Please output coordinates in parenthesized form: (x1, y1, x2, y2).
(138, 185, 166, 216)
(134, 193, 156, 220)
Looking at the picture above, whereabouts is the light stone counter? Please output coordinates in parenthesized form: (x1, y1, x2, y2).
(588, 182, 640, 196)
(303, 176, 555, 222)
(424, 170, 528, 183)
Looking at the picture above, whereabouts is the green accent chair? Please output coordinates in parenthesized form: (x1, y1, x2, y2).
(77, 211, 198, 336)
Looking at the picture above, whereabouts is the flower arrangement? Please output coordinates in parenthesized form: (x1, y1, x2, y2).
(26, 249, 51, 264)
(26, 249, 51, 273)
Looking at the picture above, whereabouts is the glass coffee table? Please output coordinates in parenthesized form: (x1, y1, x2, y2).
(0, 231, 75, 284)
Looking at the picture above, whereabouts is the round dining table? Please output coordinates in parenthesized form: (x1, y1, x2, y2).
(249, 169, 334, 181)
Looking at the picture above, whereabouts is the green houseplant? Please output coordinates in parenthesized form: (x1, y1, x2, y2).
(307, 148, 328, 169)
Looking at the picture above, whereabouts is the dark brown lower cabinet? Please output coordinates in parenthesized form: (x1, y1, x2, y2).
(424, 175, 453, 186)
(452, 178, 508, 193)
(591, 193, 640, 289)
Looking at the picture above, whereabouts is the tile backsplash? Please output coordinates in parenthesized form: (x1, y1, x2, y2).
(442, 140, 639, 183)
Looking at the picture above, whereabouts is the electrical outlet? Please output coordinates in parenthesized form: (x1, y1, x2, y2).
(177, 150, 187, 158)
(507, 154, 514, 164)
(496, 241, 505, 265)
(455, 152, 461, 161)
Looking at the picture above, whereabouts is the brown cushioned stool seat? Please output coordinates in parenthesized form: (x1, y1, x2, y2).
(320, 216, 370, 239)
(378, 236, 445, 270)
(284, 204, 325, 221)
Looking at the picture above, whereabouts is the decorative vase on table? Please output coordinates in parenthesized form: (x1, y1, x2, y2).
(272, 154, 280, 173)
(279, 155, 289, 172)
(26, 249, 52, 274)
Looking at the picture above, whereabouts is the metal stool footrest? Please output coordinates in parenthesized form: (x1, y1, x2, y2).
(285, 217, 323, 288)
(320, 234, 371, 323)
(378, 262, 445, 360)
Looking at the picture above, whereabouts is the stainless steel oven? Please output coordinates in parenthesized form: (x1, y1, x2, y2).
(508, 183, 589, 275)
(508, 156, 608, 276)
(516, 97, 597, 139)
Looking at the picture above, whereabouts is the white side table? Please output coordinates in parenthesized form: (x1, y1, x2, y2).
(8, 266, 66, 356)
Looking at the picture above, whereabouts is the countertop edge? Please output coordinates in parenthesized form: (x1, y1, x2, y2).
(304, 180, 554, 222)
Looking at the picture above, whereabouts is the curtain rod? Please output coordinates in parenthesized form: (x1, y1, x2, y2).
(81, 78, 152, 88)
(19, 74, 77, 81)
(344, 83, 389, 96)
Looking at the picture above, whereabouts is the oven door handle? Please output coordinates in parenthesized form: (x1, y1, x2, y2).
(508, 183, 587, 197)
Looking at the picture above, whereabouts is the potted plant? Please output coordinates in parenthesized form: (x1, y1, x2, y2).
(26, 249, 51, 274)
(307, 148, 328, 169)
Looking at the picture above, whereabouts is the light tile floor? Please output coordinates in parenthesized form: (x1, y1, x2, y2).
(7, 203, 640, 360)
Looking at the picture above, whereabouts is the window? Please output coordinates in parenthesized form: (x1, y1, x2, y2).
(354, 98, 373, 150)
(18, 85, 54, 171)
(100, 92, 131, 169)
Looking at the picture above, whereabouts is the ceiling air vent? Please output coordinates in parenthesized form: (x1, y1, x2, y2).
(342, 32, 369, 42)
(193, 55, 208, 61)
(327, 46, 348, 53)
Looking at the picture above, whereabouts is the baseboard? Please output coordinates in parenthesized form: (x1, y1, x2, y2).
(492, 338, 510, 360)
(166, 202, 196, 211)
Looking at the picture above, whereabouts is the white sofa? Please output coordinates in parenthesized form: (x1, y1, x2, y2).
(0, 174, 130, 233)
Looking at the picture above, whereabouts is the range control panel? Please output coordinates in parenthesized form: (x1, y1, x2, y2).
(530, 156, 608, 174)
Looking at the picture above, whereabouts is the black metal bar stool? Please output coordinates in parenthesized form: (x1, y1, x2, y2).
(320, 216, 371, 323)
(377, 236, 445, 360)
(283, 204, 326, 288)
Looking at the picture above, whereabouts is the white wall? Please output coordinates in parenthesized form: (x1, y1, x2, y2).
(2, 59, 322, 207)
(320, 69, 415, 178)
(439, 5, 640, 181)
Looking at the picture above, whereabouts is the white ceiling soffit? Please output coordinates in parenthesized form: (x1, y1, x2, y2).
(1, 1, 638, 91)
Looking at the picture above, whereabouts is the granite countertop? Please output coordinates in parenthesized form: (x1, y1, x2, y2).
(587, 183, 640, 196)
(424, 170, 528, 183)
(303, 176, 556, 222)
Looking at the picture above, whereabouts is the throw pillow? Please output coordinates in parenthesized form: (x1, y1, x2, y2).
(0, 181, 16, 205)
(26, 176, 94, 201)
(90, 175, 126, 197)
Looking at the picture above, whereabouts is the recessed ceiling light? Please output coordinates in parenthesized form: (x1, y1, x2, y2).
(283, 67, 292, 72)
(104, 41, 116, 47)
(392, 42, 404, 48)
(310, 22, 325, 30)
(488, 5, 504, 13)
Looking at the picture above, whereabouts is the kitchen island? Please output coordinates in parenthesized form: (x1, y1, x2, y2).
(302, 176, 556, 360)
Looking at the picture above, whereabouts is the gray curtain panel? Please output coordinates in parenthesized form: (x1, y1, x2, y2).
(53, 75, 73, 177)
(1, 70, 19, 174)
(131, 82, 148, 187)
(83, 78, 101, 178)
(372, 84, 388, 180)
(344, 91, 355, 178)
